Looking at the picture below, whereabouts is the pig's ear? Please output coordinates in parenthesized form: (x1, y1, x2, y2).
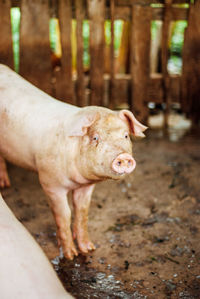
(119, 110, 148, 137)
(68, 111, 100, 137)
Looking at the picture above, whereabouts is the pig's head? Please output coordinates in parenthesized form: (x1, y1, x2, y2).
(69, 107, 147, 181)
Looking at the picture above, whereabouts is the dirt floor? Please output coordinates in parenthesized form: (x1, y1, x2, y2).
(1, 126, 200, 299)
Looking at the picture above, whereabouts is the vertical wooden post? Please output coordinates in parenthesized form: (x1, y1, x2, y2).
(181, 0, 200, 124)
(55, 0, 74, 104)
(0, 0, 13, 69)
(130, 5, 151, 123)
(20, 0, 52, 95)
(109, 0, 115, 108)
(161, 0, 172, 128)
(87, 0, 105, 106)
(75, 0, 86, 107)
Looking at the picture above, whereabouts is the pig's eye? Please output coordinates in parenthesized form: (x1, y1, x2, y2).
(124, 133, 129, 139)
(92, 134, 99, 141)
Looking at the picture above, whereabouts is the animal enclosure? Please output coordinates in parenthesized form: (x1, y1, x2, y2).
(1, 1, 200, 298)
(0, 0, 199, 125)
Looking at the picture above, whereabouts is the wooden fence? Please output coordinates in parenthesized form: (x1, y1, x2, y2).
(0, 0, 199, 124)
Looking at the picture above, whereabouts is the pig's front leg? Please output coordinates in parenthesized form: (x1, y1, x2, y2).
(41, 184, 78, 260)
(72, 184, 96, 253)
(0, 156, 10, 188)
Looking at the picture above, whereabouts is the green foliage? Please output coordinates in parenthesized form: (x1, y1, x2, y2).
(81, 20, 124, 69)
(10, 9, 188, 75)
(49, 18, 57, 53)
(83, 20, 90, 68)
(105, 20, 111, 45)
(114, 20, 123, 56)
(10, 7, 20, 72)
(170, 21, 187, 55)
(151, 20, 161, 41)
(168, 21, 187, 74)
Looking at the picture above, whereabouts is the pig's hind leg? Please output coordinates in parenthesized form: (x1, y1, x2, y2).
(72, 184, 96, 254)
(0, 156, 10, 188)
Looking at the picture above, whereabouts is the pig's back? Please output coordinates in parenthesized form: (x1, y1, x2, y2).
(0, 64, 78, 119)
(0, 64, 79, 169)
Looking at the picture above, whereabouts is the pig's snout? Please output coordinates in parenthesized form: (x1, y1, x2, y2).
(112, 153, 136, 175)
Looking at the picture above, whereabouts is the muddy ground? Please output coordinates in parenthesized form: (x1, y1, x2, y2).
(1, 127, 200, 299)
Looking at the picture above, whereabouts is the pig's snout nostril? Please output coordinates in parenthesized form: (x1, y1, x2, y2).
(112, 153, 136, 175)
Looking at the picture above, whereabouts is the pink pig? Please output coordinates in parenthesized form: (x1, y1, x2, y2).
(0, 193, 73, 298)
(0, 65, 147, 260)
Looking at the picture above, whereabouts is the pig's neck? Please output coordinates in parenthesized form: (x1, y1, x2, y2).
(69, 166, 92, 185)
(71, 170, 103, 185)
(67, 138, 103, 186)
(63, 139, 91, 186)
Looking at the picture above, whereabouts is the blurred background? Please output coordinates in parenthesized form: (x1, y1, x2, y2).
(1, 0, 199, 132)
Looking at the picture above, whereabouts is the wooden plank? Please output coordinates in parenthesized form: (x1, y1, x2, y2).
(116, 0, 190, 5)
(152, 7, 188, 20)
(106, 74, 180, 107)
(110, 75, 130, 108)
(54, 0, 74, 104)
(112, 7, 131, 20)
(109, 74, 180, 106)
(161, 0, 172, 128)
(105, 7, 188, 21)
(109, 0, 115, 108)
(170, 75, 180, 103)
(130, 5, 151, 123)
(148, 74, 164, 103)
(172, 0, 190, 3)
(49, 74, 180, 110)
(50, 4, 189, 21)
(12, 0, 22, 6)
(87, 0, 105, 106)
(0, 0, 13, 69)
(49, 0, 58, 18)
(181, 1, 200, 124)
(50, 2, 189, 21)
(75, 0, 86, 107)
(112, 75, 180, 106)
(20, 0, 51, 94)
(148, 74, 180, 103)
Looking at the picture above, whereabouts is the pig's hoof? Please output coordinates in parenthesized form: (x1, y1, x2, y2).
(63, 246, 78, 260)
(79, 240, 96, 254)
(0, 171, 11, 189)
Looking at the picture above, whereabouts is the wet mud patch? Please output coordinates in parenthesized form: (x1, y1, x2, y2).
(1, 128, 200, 298)
(53, 255, 139, 299)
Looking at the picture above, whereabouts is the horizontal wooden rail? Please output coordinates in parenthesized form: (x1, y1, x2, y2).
(106, 6, 188, 20)
(70, 73, 180, 106)
(116, 0, 190, 5)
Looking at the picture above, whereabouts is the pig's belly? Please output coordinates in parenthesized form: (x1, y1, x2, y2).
(0, 117, 37, 171)
(0, 147, 36, 171)
(0, 139, 36, 171)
